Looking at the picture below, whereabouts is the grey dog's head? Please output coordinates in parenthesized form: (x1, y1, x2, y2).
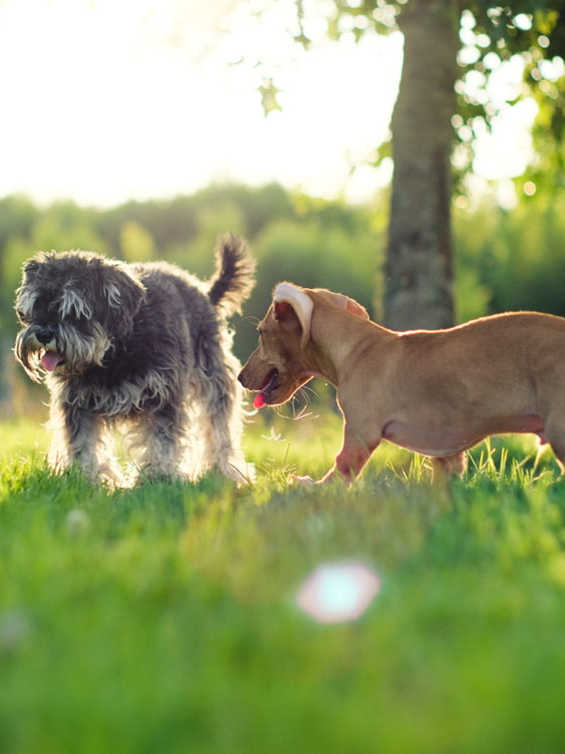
(14, 250, 146, 382)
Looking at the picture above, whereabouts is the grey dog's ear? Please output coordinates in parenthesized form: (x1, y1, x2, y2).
(101, 262, 146, 333)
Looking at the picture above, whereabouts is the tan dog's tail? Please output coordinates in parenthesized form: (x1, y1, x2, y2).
(208, 234, 256, 315)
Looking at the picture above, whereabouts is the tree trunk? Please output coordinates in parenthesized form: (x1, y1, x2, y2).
(384, 0, 458, 330)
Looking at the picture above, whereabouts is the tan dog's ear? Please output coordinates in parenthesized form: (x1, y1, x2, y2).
(314, 289, 370, 320)
(344, 298, 369, 320)
(273, 283, 313, 349)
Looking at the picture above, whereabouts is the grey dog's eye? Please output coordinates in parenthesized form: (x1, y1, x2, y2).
(16, 309, 27, 322)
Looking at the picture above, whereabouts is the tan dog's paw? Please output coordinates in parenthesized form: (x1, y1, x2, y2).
(290, 474, 316, 487)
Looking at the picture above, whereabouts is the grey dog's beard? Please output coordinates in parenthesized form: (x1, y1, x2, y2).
(15, 322, 111, 382)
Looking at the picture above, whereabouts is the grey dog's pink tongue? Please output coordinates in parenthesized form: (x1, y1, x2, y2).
(41, 351, 62, 371)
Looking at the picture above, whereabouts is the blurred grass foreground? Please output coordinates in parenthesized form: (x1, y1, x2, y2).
(3, 408, 565, 753)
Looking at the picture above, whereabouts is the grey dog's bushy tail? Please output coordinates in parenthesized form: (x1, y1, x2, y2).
(208, 234, 256, 315)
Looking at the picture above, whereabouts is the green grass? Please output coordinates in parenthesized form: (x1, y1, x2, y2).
(2, 412, 565, 753)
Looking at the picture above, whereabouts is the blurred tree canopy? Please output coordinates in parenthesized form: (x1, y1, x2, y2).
(259, 0, 565, 330)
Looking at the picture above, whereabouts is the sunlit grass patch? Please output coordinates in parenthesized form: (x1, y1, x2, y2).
(0, 417, 48, 461)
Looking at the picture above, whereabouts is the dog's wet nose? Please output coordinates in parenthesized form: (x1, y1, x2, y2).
(237, 371, 245, 386)
(36, 325, 55, 345)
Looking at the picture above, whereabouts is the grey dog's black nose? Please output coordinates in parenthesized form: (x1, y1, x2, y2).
(237, 372, 245, 386)
(36, 325, 55, 345)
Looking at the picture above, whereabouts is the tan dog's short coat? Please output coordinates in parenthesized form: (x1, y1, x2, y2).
(238, 282, 565, 483)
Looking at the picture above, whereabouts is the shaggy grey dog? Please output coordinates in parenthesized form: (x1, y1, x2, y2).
(14, 235, 255, 486)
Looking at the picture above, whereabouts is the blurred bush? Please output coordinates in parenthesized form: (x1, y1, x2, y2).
(455, 195, 565, 321)
(2, 182, 565, 414)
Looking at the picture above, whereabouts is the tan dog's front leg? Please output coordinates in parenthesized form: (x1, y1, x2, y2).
(293, 426, 379, 486)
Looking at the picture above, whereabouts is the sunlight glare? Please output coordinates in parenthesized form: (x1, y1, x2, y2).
(0, 0, 545, 206)
(0, 0, 402, 205)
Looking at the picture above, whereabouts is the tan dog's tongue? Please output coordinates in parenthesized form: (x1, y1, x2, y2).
(41, 351, 62, 371)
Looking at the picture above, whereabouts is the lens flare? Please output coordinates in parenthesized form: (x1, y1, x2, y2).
(296, 560, 380, 624)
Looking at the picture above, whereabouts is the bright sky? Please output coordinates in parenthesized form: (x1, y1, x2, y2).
(0, 0, 538, 207)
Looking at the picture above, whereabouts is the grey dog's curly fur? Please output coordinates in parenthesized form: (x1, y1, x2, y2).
(14, 234, 256, 485)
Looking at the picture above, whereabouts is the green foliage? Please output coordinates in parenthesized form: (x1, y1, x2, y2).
(455, 194, 565, 320)
(120, 221, 155, 263)
(2, 417, 565, 753)
(0, 195, 38, 251)
(90, 184, 295, 255)
(167, 201, 246, 278)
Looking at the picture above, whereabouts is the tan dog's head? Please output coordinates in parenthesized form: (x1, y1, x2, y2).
(238, 282, 369, 408)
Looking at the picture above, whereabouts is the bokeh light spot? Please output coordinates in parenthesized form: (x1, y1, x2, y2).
(296, 560, 381, 624)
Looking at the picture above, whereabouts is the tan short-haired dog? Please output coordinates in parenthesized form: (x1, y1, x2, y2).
(238, 282, 564, 484)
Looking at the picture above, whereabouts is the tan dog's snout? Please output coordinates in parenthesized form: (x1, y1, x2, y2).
(237, 357, 270, 390)
(238, 351, 282, 408)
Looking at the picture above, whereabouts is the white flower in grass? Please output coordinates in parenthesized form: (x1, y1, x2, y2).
(66, 508, 90, 535)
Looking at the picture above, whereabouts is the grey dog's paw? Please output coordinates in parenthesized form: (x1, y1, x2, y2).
(219, 459, 256, 486)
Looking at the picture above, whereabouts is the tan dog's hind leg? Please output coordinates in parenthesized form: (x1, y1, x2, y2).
(543, 415, 565, 476)
(428, 452, 466, 510)
(431, 452, 467, 481)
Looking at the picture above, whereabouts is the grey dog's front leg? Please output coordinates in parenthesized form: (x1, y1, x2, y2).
(48, 399, 104, 480)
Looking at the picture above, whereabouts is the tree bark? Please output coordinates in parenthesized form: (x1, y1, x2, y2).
(384, 0, 458, 330)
